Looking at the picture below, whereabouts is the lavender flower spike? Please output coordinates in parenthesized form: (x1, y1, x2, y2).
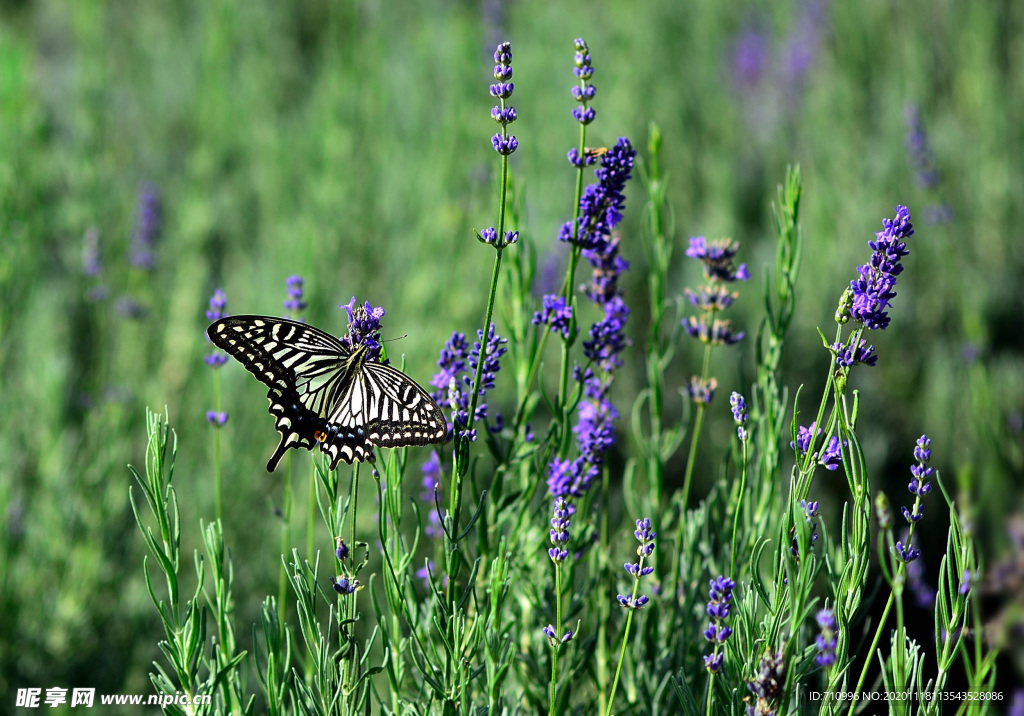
(559, 138, 637, 253)
(130, 183, 162, 271)
(340, 297, 386, 362)
(814, 609, 838, 667)
(533, 295, 574, 340)
(900, 435, 935, 535)
(848, 206, 913, 331)
(730, 391, 749, 441)
(549, 497, 571, 563)
(489, 42, 517, 155)
(571, 38, 596, 126)
(284, 275, 307, 315)
(617, 517, 656, 609)
(703, 575, 735, 672)
(204, 289, 228, 368)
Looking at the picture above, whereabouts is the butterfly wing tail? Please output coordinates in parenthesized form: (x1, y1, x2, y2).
(265, 387, 320, 472)
(267, 433, 295, 472)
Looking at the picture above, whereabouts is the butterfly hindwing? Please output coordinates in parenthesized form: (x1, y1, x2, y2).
(354, 362, 447, 448)
(207, 315, 446, 471)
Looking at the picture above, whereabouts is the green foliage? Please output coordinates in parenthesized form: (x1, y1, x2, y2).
(2, 0, 1022, 713)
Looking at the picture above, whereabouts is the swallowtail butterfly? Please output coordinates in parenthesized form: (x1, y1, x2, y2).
(207, 315, 446, 471)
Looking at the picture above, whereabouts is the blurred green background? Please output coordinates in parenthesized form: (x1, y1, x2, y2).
(2, 0, 1023, 703)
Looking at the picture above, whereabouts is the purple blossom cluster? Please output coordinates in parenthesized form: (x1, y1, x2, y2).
(130, 183, 161, 271)
(204, 289, 228, 428)
(686, 376, 718, 406)
(617, 518, 655, 609)
(284, 275, 307, 315)
(330, 575, 358, 595)
(746, 650, 786, 716)
(685, 237, 750, 283)
(335, 537, 349, 562)
(895, 435, 934, 563)
(814, 609, 837, 667)
(584, 233, 628, 306)
(730, 392, 749, 441)
(547, 151, 634, 501)
(848, 205, 913, 331)
(703, 576, 735, 672)
(683, 236, 748, 404)
(548, 497, 570, 563)
(542, 623, 574, 646)
(682, 258, 747, 348)
(339, 297, 386, 363)
(532, 294, 574, 339)
(831, 337, 878, 368)
(559, 138, 637, 253)
(478, 226, 519, 249)
(489, 42, 517, 156)
(205, 411, 228, 427)
(570, 38, 596, 128)
(791, 423, 844, 471)
(430, 324, 507, 442)
(204, 289, 228, 368)
(582, 296, 630, 372)
(790, 499, 820, 559)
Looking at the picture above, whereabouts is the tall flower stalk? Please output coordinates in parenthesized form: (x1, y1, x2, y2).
(545, 497, 575, 713)
(607, 518, 655, 716)
(439, 40, 520, 694)
(280, 275, 305, 630)
(204, 288, 228, 522)
(678, 235, 749, 512)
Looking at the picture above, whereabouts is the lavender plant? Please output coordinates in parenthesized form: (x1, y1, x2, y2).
(121, 37, 1005, 716)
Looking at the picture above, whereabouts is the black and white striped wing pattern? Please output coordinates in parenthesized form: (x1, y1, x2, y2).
(207, 315, 446, 471)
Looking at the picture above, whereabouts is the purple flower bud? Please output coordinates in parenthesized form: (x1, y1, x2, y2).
(491, 134, 518, 155)
(284, 275, 307, 314)
(571, 106, 597, 125)
(814, 609, 838, 667)
(330, 576, 359, 595)
(205, 410, 228, 427)
(533, 295, 574, 339)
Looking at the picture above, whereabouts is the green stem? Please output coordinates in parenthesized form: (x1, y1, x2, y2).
(729, 440, 749, 578)
(605, 608, 635, 716)
(705, 672, 716, 716)
(307, 459, 316, 566)
(679, 343, 713, 512)
(213, 368, 223, 522)
(278, 454, 292, 634)
(342, 464, 360, 698)
(550, 562, 563, 714)
(597, 469, 610, 716)
(303, 458, 316, 683)
(846, 593, 893, 716)
(554, 118, 589, 450)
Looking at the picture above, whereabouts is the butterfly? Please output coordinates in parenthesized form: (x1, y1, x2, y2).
(207, 315, 447, 471)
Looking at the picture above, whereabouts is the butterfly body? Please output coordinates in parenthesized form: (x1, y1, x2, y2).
(207, 315, 446, 471)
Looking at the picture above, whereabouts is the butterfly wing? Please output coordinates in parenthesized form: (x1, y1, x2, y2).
(207, 315, 446, 471)
(335, 361, 448, 449)
(208, 315, 353, 470)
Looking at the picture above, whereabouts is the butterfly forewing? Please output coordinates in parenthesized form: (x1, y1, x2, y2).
(207, 315, 446, 471)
